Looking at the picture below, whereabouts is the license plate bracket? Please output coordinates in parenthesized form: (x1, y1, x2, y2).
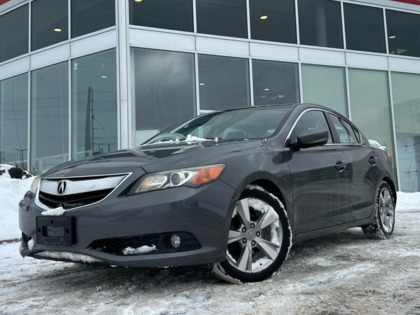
(36, 216, 75, 246)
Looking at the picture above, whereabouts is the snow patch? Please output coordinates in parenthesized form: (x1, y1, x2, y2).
(41, 207, 65, 216)
(368, 139, 387, 151)
(0, 173, 34, 241)
(36, 251, 102, 264)
(396, 192, 420, 212)
(28, 239, 35, 251)
(122, 245, 157, 255)
(185, 134, 211, 144)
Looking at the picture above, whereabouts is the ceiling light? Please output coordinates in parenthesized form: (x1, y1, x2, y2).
(389, 35, 396, 39)
(134, 0, 143, 2)
(264, 88, 270, 91)
(278, 95, 285, 98)
(199, 83, 205, 86)
(101, 75, 107, 79)
(54, 28, 62, 32)
(260, 15, 268, 20)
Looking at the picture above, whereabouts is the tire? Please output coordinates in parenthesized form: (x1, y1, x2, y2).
(213, 185, 292, 283)
(362, 181, 396, 238)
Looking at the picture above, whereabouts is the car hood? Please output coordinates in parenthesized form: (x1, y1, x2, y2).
(42, 140, 265, 178)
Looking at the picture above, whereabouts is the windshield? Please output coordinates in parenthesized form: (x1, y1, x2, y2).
(144, 106, 292, 145)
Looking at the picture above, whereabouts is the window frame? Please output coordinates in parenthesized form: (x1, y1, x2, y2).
(325, 112, 364, 145)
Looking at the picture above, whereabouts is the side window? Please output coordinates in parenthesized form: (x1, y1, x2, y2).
(327, 113, 357, 144)
(293, 110, 332, 143)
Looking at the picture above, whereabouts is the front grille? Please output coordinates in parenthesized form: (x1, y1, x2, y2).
(37, 174, 128, 210)
(89, 232, 201, 255)
(39, 189, 113, 209)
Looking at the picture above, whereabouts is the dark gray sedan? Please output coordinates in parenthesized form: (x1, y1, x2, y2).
(19, 104, 396, 282)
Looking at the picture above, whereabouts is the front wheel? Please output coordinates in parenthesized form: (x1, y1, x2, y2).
(362, 181, 396, 238)
(213, 186, 292, 283)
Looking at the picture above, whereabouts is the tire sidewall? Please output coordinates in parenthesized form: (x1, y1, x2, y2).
(375, 181, 396, 238)
(220, 187, 291, 282)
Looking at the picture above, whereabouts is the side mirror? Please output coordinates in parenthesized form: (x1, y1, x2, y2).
(294, 130, 329, 149)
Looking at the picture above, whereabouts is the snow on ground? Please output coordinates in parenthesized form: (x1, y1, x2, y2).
(0, 174, 419, 314)
(0, 165, 33, 241)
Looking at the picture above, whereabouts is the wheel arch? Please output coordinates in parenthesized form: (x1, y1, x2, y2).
(235, 171, 292, 216)
(382, 176, 397, 204)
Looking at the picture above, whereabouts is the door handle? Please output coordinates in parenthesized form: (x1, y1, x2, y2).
(368, 156, 377, 166)
(335, 161, 347, 173)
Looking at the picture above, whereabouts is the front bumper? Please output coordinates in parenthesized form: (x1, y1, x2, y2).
(19, 179, 237, 267)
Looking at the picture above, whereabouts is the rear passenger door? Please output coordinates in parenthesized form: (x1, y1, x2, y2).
(287, 110, 350, 234)
(326, 113, 379, 221)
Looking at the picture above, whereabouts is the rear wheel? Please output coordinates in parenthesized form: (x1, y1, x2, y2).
(362, 181, 396, 238)
(213, 186, 291, 283)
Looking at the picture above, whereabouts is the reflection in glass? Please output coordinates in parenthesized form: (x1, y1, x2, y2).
(129, 0, 193, 32)
(387, 10, 420, 58)
(344, 3, 385, 53)
(197, 0, 247, 38)
(0, 5, 28, 62)
(250, 0, 296, 43)
(0, 74, 28, 169)
(198, 54, 250, 110)
(298, 0, 343, 48)
(31, 0, 68, 51)
(31, 63, 68, 174)
(72, 50, 117, 159)
(302, 64, 347, 116)
(391, 72, 420, 192)
(253, 59, 299, 105)
(71, 0, 115, 38)
(132, 48, 196, 145)
(348, 69, 395, 172)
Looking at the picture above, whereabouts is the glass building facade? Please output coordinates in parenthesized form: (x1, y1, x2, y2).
(0, 0, 420, 191)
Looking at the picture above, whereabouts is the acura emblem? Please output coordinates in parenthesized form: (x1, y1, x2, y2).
(57, 180, 67, 195)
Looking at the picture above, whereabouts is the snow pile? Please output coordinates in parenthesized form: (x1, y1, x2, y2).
(35, 251, 103, 264)
(396, 192, 420, 212)
(368, 139, 387, 151)
(185, 134, 218, 144)
(0, 166, 34, 241)
(41, 206, 66, 216)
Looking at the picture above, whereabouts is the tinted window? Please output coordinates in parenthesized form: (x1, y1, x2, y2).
(392, 72, 420, 192)
(327, 113, 357, 144)
(387, 10, 420, 58)
(301, 64, 348, 117)
(197, 0, 247, 38)
(132, 48, 196, 145)
(129, 0, 193, 32)
(252, 59, 299, 105)
(299, 0, 343, 48)
(72, 50, 117, 159)
(198, 54, 250, 111)
(72, 0, 116, 38)
(344, 4, 385, 53)
(348, 69, 395, 161)
(0, 74, 28, 169)
(250, 0, 296, 43)
(31, 62, 69, 174)
(293, 110, 332, 143)
(31, 0, 68, 51)
(0, 5, 28, 62)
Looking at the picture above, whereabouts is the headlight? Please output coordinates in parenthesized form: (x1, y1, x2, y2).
(30, 176, 41, 194)
(130, 164, 226, 194)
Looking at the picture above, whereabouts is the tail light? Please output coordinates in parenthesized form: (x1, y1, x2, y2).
(387, 154, 393, 165)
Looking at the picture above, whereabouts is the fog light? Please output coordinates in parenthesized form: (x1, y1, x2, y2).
(170, 234, 181, 248)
